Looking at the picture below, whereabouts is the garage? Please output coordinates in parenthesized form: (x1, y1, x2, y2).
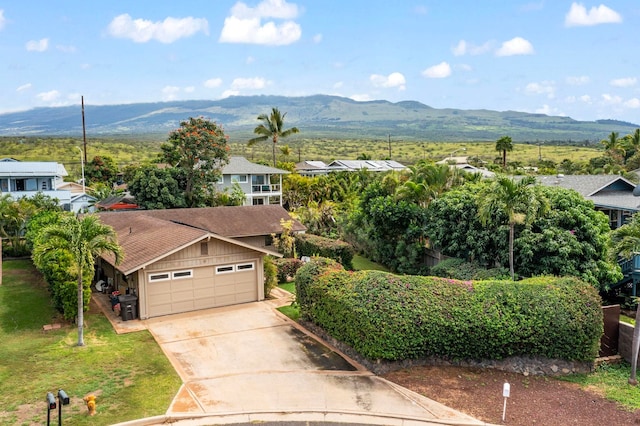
(146, 261, 258, 318)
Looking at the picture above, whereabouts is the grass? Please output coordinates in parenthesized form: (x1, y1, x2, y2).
(560, 362, 640, 411)
(0, 259, 181, 425)
(352, 254, 390, 272)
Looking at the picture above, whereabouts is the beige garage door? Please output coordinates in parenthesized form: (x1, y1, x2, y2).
(146, 262, 258, 317)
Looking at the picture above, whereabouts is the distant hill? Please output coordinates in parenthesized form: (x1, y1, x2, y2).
(0, 94, 637, 142)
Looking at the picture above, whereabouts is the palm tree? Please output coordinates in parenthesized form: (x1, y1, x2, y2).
(34, 214, 122, 346)
(248, 107, 300, 167)
(495, 136, 514, 168)
(477, 175, 546, 280)
(611, 214, 640, 385)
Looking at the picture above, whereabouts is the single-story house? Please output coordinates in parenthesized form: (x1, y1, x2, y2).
(95, 205, 305, 319)
(295, 159, 407, 176)
(436, 156, 495, 178)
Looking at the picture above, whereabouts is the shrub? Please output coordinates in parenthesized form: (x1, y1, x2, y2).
(273, 257, 304, 283)
(298, 258, 602, 362)
(431, 258, 510, 280)
(295, 257, 344, 319)
(263, 256, 278, 298)
(295, 233, 354, 269)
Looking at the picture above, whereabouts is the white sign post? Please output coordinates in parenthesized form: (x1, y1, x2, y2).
(502, 382, 511, 422)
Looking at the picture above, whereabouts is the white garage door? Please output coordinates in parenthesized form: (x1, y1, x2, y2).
(146, 262, 258, 317)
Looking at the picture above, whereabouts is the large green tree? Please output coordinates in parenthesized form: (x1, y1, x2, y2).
(248, 107, 299, 167)
(33, 214, 122, 346)
(495, 136, 513, 168)
(477, 175, 546, 280)
(84, 155, 119, 186)
(128, 165, 185, 209)
(160, 117, 230, 207)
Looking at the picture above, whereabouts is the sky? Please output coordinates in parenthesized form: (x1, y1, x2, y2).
(0, 1, 639, 124)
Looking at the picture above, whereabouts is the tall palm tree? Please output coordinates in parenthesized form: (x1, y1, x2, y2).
(495, 136, 514, 168)
(477, 175, 546, 280)
(248, 107, 300, 167)
(34, 214, 122, 346)
(611, 214, 640, 385)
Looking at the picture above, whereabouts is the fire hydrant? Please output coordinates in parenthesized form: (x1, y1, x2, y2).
(83, 394, 97, 416)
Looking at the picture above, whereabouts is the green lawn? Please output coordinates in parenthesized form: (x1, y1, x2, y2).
(352, 254, 390, 272)
(0, 260, 181, 425)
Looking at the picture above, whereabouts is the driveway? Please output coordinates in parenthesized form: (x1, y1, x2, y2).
(143, 298, 490, 425)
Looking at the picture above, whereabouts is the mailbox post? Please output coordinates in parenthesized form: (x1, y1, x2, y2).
(502, 382, 511, 422)
(57, 389, 69, 426)
(46, 392, 56, 426)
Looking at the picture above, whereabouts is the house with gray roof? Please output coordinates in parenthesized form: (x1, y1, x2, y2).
(535, 174, 640, 229)
(295, 159, 407, 176)
(216, 156, 288, 206)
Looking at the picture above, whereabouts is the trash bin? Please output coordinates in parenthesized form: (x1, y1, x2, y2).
(118, 294, 138, 321)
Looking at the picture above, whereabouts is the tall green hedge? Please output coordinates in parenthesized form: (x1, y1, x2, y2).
(295, 258, 603, 362)
(295, 233, 354, 270)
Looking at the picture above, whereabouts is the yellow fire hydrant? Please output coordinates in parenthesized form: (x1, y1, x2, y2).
(83, 394, 97, 416)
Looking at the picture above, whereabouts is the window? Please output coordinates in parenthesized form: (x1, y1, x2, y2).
(231, 174, 247, 183)
(149, 272, 170, 282)
(252, 198, 265, 205)
(251, 175, 265, 185)
(236, 263, 254, 271)
(172, 270, 193, 279)
(216, 265, 235, 274)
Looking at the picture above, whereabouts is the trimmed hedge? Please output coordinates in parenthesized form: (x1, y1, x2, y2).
(295, 258, 603, 362)
(295, 233, 354, 270)
(273, 257, 304, 283)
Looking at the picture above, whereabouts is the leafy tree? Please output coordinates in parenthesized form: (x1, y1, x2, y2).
(495, 136, 513, 168)
(128, 165, 186, 209)
(0, 194, 57, 256)
(84, 155, 119, 186)
(248, 107, 300, 167)
(208, 182, 246, 206)
(88, 182, 124, 205)
(160, 117, 230, 207)
(32, 214, 122, 346)
(477, 175, 547, 280)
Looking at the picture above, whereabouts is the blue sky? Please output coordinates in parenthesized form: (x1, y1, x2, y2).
(1, 1, 639, 123)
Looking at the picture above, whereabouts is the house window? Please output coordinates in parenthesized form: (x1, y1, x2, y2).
(265, 235, 273, 246)
(236, 262, 255, 271)
(252, 198, 265, 205)
(149, 272, 170, 282)
(216, 265, 235, 274)
(251, 175, 265, 185)
(201, 242, 208, 255)
(172, 270, 193, 279)
(231, 174, 248, 183)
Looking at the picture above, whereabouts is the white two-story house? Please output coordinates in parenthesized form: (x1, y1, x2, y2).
(216, 156, 288, 206)
(0, 158, 93, 213)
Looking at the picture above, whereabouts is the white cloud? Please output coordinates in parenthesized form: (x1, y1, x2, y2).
(0, 10, 6, 30)
(602, 93, 623, 104)
(221, 89, 240, 98)
(184, 86, 195, 93)
(452, 40, 492, 56)
(580, 94, 592, 103)
(370, 72, 406, 90)
(312, 33, 322, 43)
(26, 38, 49, 52)
(495, 37, 534, 56)
(204, 78, 223, 88)
(107, 14, 209, 43)
(36, 90, 60, 102)
(350, 94, 372, 102)
(421, 62, 452, 78)
(610, 77, 637, 88)
(524, 81, 556, 98)
(219, 0, 301, 45)
(246, 56, 255, 64)
(565, 2, 622, 27)
(566, 75, 590, 85)
(625, 98, 640, 108)
(16, 83, 32, 92)
(332, 81, 343, 89)
(230, 77, 268, 89)
(162, 86, 180, 100)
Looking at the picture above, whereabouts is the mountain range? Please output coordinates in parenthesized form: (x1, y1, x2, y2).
(0, 94, 637, 142)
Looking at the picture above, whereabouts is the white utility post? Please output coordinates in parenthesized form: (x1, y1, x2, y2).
(77, 146, 85, 194)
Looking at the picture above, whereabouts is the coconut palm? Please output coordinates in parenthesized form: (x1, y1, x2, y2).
(33, 214, 122, 346)
(495, 136, 514, 168)
(477, 175, 546, 280)
(248, 107, 300, 167)
(611, 213, 640, 385)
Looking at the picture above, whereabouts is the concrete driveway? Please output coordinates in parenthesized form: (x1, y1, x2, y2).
(142, 298, 490, 425)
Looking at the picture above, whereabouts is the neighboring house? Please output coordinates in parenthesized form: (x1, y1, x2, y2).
(56, 181, 97, 213)
(95, 205, 306, 319)
(217, 156, 288, 206)
(295, 159, 407, 176)
(0, 158, 77, 209)
(535, 174, 640, 229)
(95, 195, 139, 211)
(436, 156, 495, 178)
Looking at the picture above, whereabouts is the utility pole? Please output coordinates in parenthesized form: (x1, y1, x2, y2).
(81, 96, 87, 163)
(388, 134, 391, 160)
